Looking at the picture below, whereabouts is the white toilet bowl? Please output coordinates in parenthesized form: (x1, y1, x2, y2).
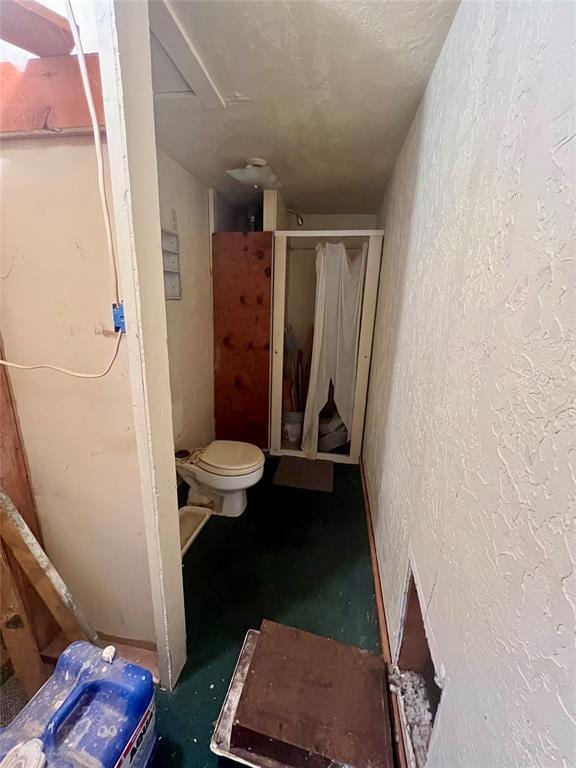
(175, 440, 265, 518)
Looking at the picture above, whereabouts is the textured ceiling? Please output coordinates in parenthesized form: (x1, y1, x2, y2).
(151, 0, 459, 212)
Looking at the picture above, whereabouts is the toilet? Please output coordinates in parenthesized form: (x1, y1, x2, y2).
(175, 440, 265, 518)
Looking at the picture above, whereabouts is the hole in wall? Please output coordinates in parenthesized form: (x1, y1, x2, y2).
(394, 571, 442, 768)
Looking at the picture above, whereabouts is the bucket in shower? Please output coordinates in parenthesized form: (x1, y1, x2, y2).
(282, 411, 304, 445)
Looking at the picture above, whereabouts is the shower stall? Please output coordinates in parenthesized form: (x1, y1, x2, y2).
(270, 229, 384, 463)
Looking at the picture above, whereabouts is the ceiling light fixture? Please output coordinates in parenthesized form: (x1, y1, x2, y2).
(226, 157, 283, 190)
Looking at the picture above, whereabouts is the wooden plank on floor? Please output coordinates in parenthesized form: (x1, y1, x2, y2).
(0, 0, 74, 56)
(231, 620, 394, 768)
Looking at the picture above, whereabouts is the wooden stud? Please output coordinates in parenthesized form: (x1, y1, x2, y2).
(0, 543, 48, 698)
(0, 337, 59, 650)
(0, 0, 74, 57)
(0, 492, 94, 644)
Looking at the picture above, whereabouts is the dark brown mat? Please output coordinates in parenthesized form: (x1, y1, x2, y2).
(273, 456, 334, 492)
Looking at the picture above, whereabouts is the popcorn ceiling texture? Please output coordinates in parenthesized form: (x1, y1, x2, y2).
(156, 0, 458, 212)
(363, 2, 576, 766)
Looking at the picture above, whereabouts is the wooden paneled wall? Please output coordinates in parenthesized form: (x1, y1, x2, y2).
(212, 232, 273, 448)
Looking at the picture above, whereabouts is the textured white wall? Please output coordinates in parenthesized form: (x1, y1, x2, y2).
(364, 2, 576, 766)
(157, 150, 215, 451)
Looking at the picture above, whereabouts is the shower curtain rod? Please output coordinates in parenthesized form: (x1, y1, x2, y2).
(287, 245, 366, 252)
(274, 229, 384, 238)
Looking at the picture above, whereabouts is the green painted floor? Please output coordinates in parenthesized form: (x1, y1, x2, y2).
(153, 459, 380, 768)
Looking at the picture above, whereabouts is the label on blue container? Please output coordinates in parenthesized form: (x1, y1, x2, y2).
(115, 700, 155, 768)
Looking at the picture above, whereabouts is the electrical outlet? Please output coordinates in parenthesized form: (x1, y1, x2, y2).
(113, 303, 126, 333)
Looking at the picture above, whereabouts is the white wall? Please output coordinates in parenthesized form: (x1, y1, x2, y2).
(157, 150, 214, 450)
(285, 248, 316, 350)
(263, 190, 289, 231)
(0, 138, 155, 643)
(364, 2, 576, 766)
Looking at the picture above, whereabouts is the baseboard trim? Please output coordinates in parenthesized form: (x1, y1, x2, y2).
(360, 460, 408, 768)
(41, 631, 159, 684)
(97, 632, 157, 652)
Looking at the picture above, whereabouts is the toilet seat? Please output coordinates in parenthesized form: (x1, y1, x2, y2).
(193, 440, 264, 477)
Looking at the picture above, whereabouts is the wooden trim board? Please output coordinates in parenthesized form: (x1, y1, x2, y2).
(42, 631, 160, 683)
(350, 235, 383, 459)
(0, 0, 74, 57)
(270, 234, 286, 453)
(360, 461, 409, 768)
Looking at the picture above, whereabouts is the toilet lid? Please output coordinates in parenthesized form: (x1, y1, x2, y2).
(196, 441, 264, 476)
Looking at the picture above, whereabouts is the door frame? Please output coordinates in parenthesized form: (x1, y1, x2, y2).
(97, 0, 186, 689)
(270, 230, 384, 464)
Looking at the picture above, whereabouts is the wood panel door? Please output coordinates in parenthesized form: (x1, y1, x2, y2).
(213, 232, 273, 448)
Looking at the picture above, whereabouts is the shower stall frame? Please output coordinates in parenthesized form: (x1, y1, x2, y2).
(270, 229, 384, 464)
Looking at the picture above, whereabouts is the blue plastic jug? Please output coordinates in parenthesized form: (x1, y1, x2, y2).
(0, 642, 156, 768)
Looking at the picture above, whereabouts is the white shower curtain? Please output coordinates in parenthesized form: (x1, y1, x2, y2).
(301, 241, 367, 457)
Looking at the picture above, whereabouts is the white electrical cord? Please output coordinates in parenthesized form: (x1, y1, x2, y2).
(0, 0, 123, 379)
(0, 331, 122, 379)
(65, 0, 120, 306)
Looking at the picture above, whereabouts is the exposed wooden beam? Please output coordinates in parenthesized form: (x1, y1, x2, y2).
(148, 0, 226, 109)
(0, 336, 59, 651)
(0, 53, 104, 137)
(0, 0, 74, 57)
(0, 490, 96, 645)
(0, 543, 48, 698)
